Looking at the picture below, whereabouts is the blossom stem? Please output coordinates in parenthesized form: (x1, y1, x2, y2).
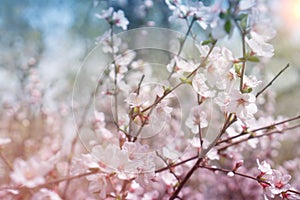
(239, 32, 247, 92)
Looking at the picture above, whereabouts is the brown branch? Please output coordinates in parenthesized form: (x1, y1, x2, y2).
(217, 114, 300, 145)
(256, 64, 290, 98)
(170, 113, 235, 199)
(218, 123, 300, 152)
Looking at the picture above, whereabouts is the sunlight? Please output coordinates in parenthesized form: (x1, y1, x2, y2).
(281, 0, 300, 29)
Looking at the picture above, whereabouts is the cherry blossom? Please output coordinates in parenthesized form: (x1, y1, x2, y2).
(246, 18, 276, 58)
(264, 170, 291, 198)
(192, 73, 216, 98)
(32, 188, 62, 200)
(95, 7, 129, 30)
(185, 105, 208, 134)
(1, 1, 300, 199)
(10, 157, 53, 188)
(226, 89, 257, 120)
(257, 159, 272, 174)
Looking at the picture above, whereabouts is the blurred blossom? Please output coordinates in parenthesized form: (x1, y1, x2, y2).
(10, 158, 53, 188)
(95, 7, 129, 30)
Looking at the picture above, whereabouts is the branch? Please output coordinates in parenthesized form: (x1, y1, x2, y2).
(256, 64, 290, 98)
(168, 16, 196, 80)
(218, 123, 300, 152)
(170, 113, 236, 199)
(217, 114, 300, 145)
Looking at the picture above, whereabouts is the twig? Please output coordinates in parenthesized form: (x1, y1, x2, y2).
(256, 64, 290, 98)
(155, 151, 181, 183)
(218, 123, 300, 152)
(0, 150, 13, 171)
(133, 41, 218, 142)
(135, 74, 145, 95)
(168, 17, 196, 80)
(201, 165, 270, 186)
(170, 113, 236, 199)
(217, 114, 300, 145)
(62, 76, 102, 196)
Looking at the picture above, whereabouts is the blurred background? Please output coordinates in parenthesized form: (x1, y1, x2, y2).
(0, 0, 299, 116)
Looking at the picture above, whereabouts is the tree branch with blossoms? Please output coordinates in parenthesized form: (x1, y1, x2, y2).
(2, 1, 300, 200)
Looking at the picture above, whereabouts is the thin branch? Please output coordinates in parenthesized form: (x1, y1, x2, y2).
(135, 74, 145, 95)
(201, 165, 270, 186)
(168, 17, 196, 80)
(156, 151, 181, 183)
(250, 114, 300, 133)
(169, 158, 203, 200)
(170, 113, 236, 199)
(155, 155, 198, 173)
(218, 123, 300, 152)
(0, 171, 98, 191)
(256, 64, 290, 98)
(133, 41, 217, 141)
(0, 150, 13, 171)
(217, 114, 300, 145)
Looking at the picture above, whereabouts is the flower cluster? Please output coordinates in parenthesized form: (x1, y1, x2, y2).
(0, 0, 300, 200)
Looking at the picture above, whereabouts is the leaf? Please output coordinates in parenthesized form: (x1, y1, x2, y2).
(224, 20, 232, 34)
(202, 39, 212, 45)
(247, 56, 260, 62)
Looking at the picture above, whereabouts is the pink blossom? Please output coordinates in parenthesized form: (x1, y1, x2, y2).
(95, 30, 122, 53)
(185, 105, 208, 134)
(192, 73, 215, 98)
(112, 10, 129, 30)
(257, 159, 272, 174)
(86, 174, 108, 199)
(10, 158, 53, 188)
(264, 170, 291, 198)
(125, 92, 149, 108)
(226, 89, 257, 120)
(246, 19, 276, 58)
(32, 188, 62, 200)
(95, 8, 129, 30)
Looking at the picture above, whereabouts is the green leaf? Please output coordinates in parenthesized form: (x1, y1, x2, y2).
(224, 20, 232, 34)
(219, 12, 226, 19)
(247, 56, 260, 62)
(234, 63, 242, 75)
(179, 77, 192, 85)
(242, 87, 252, 93)
(202, 39, 212, 45)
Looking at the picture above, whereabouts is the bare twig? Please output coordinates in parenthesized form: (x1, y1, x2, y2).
(256, 64, 290, 98)
(168, 17, 196, 80)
